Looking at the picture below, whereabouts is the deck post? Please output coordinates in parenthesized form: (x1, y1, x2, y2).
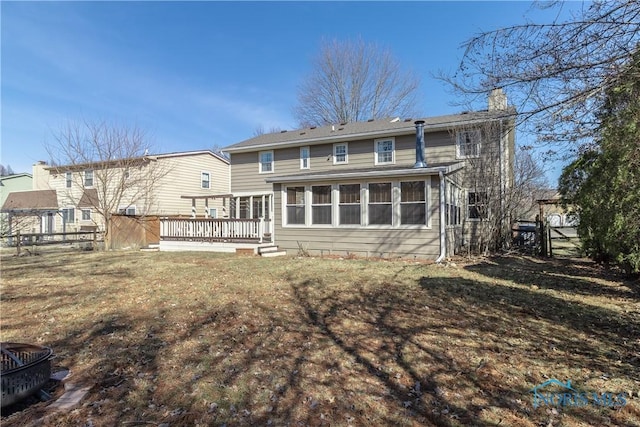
(259, 217, 264, 243)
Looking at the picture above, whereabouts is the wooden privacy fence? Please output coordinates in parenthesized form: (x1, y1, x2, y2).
(109, 214, 160, 250)
(159, 217, 270, 243)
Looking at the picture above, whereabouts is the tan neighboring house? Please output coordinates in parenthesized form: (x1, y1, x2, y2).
(1, 173, 37, 236)
(222, 89, 515, 260)
(4, 150, 229, 238)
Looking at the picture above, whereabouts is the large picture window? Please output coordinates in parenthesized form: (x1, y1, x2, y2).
(368, 183, 392, 225)
(400, 181, 426, 225)
(339, 184, 360, 225)
(311, 185, 332, 225)
(286, 186, 305, 225)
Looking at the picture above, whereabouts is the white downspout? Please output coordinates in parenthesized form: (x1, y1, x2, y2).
(436, 170, 446, 263)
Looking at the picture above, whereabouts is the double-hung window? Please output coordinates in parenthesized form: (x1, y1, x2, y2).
(339, 184, 360, 225)
(333, 143, 348, 164)
(65, 172, 72, 188)
(84, 170, 94, 187)
(201, 172, 210, 189)
(81, 209, 91, 221)
(62, 207, 75, 224)
(311, 185, 332, 225)
(468, 191, 488, 220)
(374, 138, 394, 165)
(259, 151, 274, 173)
(400, 181, 426, 225)
(456, 129, 481, 158)
(286, 187, 305, 225)
(300, 146, 310, 170)
(368, 183, 392, 225)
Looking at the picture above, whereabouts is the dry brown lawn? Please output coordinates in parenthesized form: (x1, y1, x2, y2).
(1, 249, 638, 426)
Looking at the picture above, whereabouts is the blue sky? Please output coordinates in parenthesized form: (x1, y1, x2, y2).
(2, 1, 574, 182)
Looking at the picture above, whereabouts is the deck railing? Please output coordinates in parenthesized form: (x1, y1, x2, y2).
(160, 217, 270, 243)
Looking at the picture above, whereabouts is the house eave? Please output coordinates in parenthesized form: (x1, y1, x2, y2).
(265, 163, 464, 183)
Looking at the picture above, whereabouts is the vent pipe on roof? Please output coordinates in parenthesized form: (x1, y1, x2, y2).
(414, 120, 426, 168)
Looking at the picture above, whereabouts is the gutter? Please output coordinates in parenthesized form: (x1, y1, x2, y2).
(435, 170, 446, 263)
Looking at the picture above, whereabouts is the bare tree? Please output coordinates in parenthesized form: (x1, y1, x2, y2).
(295, 38, 421, 127)
(46, 119, 168, 249)
(454, 118, 548, 254)
(439, 1, 640, 156)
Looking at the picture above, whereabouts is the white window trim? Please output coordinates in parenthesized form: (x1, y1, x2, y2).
(283, 186, 306, 227)
(201, 171, 211, 189)
(456, 129, 481, 159)
(333, 143, 348, 165)
(281, 179, 432, 229)
(81, 209, 91, 221)
(259, 150, 274, 174)
(65, 172, 72, 188)
(209, 208, 218, 218)
(374, 137, 395, 165)
(300, 146, 310, 170)
(62, 206, 75, 224)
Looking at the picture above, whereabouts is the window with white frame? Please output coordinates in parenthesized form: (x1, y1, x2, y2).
(368, 182, 392, 225)
(467, 191, 488, 220)
(239, 197, 251, 219)
(286, 187, 305, 225)
(333, 143, 348, 164)
(339, 184, 360, 225)
(81, 209, 91, 221)
(311, 185, 332, 225)
(259, 151, 274, 173)
(300, 146, 310, 170)
(118, 206, 136, 216)
(201, 172, 210, 189)
(84, 170, 94, 187)
(209, 208, 218, 218)
(62, 207, 75, 224)
(456, 129, 481, 158)
(374, 138, 395, 165)
(65, 172, 72, 188)
(400, 181, 426, 225)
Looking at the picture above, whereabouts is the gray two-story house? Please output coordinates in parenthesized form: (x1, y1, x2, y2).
(223, 89, 515, 260)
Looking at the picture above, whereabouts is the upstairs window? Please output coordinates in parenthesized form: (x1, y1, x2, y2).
(311, 185, 332, 225)
(259, 151, 274, 173)
(84, 170, 94, 187)
(65, 172, 72, 188)
(400, 181, 426, 225)
(368, 183, 392, 225)
(374, 138, 395, 165)
(333, 143, 348, 165)
(339, 184, 360, 225)
(286, 186, 305, 225)
(456, 129, 481, 158)
(300, 146, 310, 170)
(201, 172, 210, 189)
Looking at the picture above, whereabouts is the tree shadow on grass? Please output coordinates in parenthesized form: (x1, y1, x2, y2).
(465, 255, 638, 300)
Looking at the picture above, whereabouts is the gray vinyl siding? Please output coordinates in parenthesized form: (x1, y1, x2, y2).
(231, 131, 458, 192)
(272, 177, 442, 260)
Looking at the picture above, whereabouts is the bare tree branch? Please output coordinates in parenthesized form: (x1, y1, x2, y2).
(295, 38, 421, 127)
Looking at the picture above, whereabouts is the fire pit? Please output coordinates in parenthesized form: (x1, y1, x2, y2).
(1, 342, 54, 408)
